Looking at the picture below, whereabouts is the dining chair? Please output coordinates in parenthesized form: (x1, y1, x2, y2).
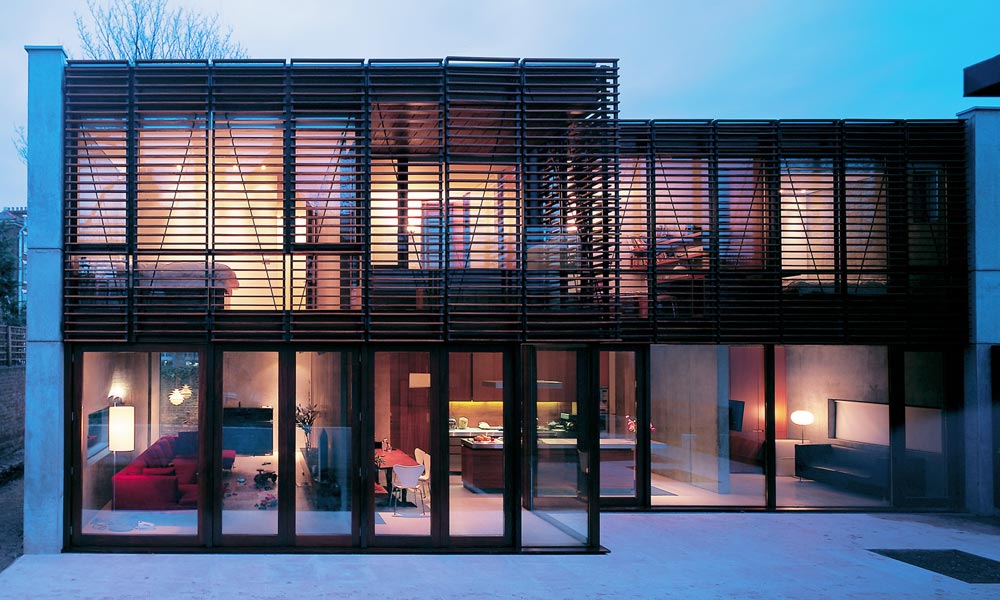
(391, 464, 426, 516)
(418, 452, 431, 502)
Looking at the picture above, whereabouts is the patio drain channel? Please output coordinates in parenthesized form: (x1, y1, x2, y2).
(870, 549, 1000, 584)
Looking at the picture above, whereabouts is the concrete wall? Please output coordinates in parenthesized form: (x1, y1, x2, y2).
(782, 346, 888, 446)
(24, 46, 65, 553)
(960, 107, 1000, 515)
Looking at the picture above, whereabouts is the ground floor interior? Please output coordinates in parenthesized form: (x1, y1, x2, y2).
(70, 343, 964, 551)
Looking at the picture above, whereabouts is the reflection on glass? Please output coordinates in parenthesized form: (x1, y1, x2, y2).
(600, 351, 637, 499)
(903, 351, 950, 503)
(222, 351, 279, 535)
(650, 345, 766, 507)
(449, 352, 505, 538)
(79, 351, 199, 536)
(522, 350, 588, 548)
(776, 345, 890, 508)
(295, 352, 353, 538)
(373, 352, 431, 538)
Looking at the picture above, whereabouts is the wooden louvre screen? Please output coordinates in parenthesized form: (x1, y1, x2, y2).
(62, 59, 965, 345)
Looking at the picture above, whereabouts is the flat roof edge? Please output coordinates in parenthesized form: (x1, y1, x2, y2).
(964, 53, 1000, 97)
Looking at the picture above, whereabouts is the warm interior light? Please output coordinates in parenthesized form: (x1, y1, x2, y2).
(109, 406, 135, 452)
(179, 383, 193, 399)
(169, 388, 185, 406)
(790, 410, 815, 426)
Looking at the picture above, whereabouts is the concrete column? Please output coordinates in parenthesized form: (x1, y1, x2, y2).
(959, 107, 1000, 515)
(24, 46, 66, 553)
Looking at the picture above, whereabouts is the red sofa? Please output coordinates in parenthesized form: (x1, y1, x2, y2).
(112, 433, 236, 510)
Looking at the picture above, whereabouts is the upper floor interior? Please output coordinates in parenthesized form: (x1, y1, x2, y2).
(61, 59, 968, 344)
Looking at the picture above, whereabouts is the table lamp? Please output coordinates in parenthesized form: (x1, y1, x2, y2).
(789, 409, 814, 444)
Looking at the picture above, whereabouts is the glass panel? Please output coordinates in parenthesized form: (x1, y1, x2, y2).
(650, 345, 765, 507)
(522, 350, 588, 547)
(295, 352, 353, 538)
(903, 351, 950, 502)
(600, 351, 637, 499)
(221, 351, 279, 535)
(719, 160, 766, 270)
(781, 159, 835, 292)
(449, 351, 505, 538)
(80, 351, 199, 536)
(845, 161, 888, 291)
(653, 158, 709, 317)
(373, 351, 432, 538)
(620, 157, 649, 313)
(776, 345, 891, 508)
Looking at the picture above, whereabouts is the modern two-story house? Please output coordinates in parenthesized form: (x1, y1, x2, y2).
(23, 47, 999, 553)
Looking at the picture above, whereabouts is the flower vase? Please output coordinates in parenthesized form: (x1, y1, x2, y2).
(302, 425, 312, 451)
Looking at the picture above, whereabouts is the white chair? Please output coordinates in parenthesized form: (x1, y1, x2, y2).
(413, 447, 431, 507)
(391, 464, 425, 515)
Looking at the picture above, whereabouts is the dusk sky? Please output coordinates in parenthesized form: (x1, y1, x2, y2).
(3, 0, 1000, 204)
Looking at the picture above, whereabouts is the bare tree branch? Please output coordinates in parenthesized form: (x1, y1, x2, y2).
(75, 0, 247, 61)
(12, 126, 27, 165)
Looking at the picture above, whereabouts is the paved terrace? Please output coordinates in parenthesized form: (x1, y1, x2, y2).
(0, 512, 998, 599)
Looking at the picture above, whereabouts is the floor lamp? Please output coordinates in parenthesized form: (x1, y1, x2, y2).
(108, 405, 135, 511)
(789, 409, 814, 482)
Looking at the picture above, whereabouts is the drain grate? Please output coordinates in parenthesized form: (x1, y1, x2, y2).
(870, 549, 1000, 584)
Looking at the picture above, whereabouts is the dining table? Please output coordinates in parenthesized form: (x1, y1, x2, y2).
(375, 449, 420, 503)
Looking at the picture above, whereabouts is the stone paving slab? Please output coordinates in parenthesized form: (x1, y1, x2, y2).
(0, 513, 998, 599)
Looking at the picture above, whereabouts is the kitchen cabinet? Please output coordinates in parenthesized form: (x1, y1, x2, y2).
(472, 352, 503, 401)
(449, 352, 473, 401)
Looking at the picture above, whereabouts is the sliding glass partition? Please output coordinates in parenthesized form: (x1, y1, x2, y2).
(448, 351, 506, 539)
(522, 349, 591, 548)
(221, 351, 281, 536)
(77, 351, 201, 539)
(372, 351, 433, 541)
(295, 351, 354, 540)
(649, 345, 766, 507)
(776, 345, 891, 508)
(600, 351, 638, 499)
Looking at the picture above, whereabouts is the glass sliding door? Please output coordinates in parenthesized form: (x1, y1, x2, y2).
(372, 351, 433, 541)
(521, 348, 593, 548)
(649, 345, 766, 507)
(295, 351, 354, 541)
(221, 351, 280, 536)
(776, 345, 890, 508)
(77, 350, 202, 539)
(901, 351, 953, 506)
(448, 351, 507, 540)
(600, 350, 638, 500)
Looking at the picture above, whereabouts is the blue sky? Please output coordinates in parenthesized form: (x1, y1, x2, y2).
(3, 0, 1000, 203)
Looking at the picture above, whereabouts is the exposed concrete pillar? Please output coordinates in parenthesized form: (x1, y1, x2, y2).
(24, 46, 66, 553)
(959, 107, 1000, 515)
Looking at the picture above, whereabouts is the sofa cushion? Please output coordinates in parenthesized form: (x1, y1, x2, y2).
(113, 474, 178, 510)
(173, 458, 198, 485)
(121, 462, 145, 475)
(177, 484, 199, 506)
(143, 467, 175, 476)
(143, 442, 172, 468)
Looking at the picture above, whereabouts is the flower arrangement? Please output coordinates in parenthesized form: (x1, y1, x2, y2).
(295, 401, 320, 449)
(625, 415, 655, 436)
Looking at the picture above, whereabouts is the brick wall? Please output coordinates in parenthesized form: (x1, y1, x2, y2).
(0, 366, 25, 466)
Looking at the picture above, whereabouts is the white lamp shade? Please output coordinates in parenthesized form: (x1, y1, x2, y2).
(109, 405, 135, 452)
(790, 409, 815, 427)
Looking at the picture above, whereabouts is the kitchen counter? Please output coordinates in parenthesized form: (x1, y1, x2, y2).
(461, 439, 504, 492)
